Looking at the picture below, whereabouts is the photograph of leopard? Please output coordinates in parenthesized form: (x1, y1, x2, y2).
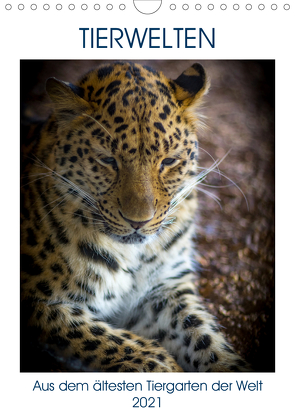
(21, 60, 274, 372)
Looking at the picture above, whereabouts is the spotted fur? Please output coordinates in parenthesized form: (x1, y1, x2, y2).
(21, 62, 249, 372)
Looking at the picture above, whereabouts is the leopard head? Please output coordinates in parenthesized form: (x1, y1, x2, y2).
(46, 62, 209, 243)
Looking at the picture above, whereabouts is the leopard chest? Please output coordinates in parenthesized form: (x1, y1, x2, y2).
(61, 230, 194, 325)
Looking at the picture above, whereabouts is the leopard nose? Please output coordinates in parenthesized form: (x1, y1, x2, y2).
(120, 213, 153, 230)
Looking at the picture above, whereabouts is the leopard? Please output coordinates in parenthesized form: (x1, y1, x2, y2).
(21, 61, 250, 372)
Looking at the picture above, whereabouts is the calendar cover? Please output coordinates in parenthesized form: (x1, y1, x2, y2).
(0, 1, 293, 415)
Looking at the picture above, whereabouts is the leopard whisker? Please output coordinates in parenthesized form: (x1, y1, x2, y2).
(21, 172, 55, 187)
(196, 167, 249, 210)
(197, 186, 223, 209)
(162, 216, 176, 226)
(82, 113, 113, 139)
(198, 146, 222, 178)
(168, 150, 234, 215)
(159, 217, 185, 241)
(71, 202, 103, 218)
(68, 211, 105, 224)
(31, 155, 97, 209)
(40, 193, 69, 211)
(27, 154, 49, 169)
(39, 194, 69, 223)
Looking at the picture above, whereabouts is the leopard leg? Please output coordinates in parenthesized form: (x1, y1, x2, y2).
(21, 298, 182, 372)
(125, 277, 251, 372)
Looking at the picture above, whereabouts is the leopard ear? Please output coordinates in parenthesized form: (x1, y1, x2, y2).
(173, 63, 210, 107)
(46, 78, 90, 126)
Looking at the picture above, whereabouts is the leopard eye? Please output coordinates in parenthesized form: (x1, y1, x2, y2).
(101, 157, 116, 164)
(99, 157, 118, 171)
(162, 158, 176, 166)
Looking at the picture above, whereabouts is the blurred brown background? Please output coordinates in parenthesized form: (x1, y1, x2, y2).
(21, 60, 275, 372)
